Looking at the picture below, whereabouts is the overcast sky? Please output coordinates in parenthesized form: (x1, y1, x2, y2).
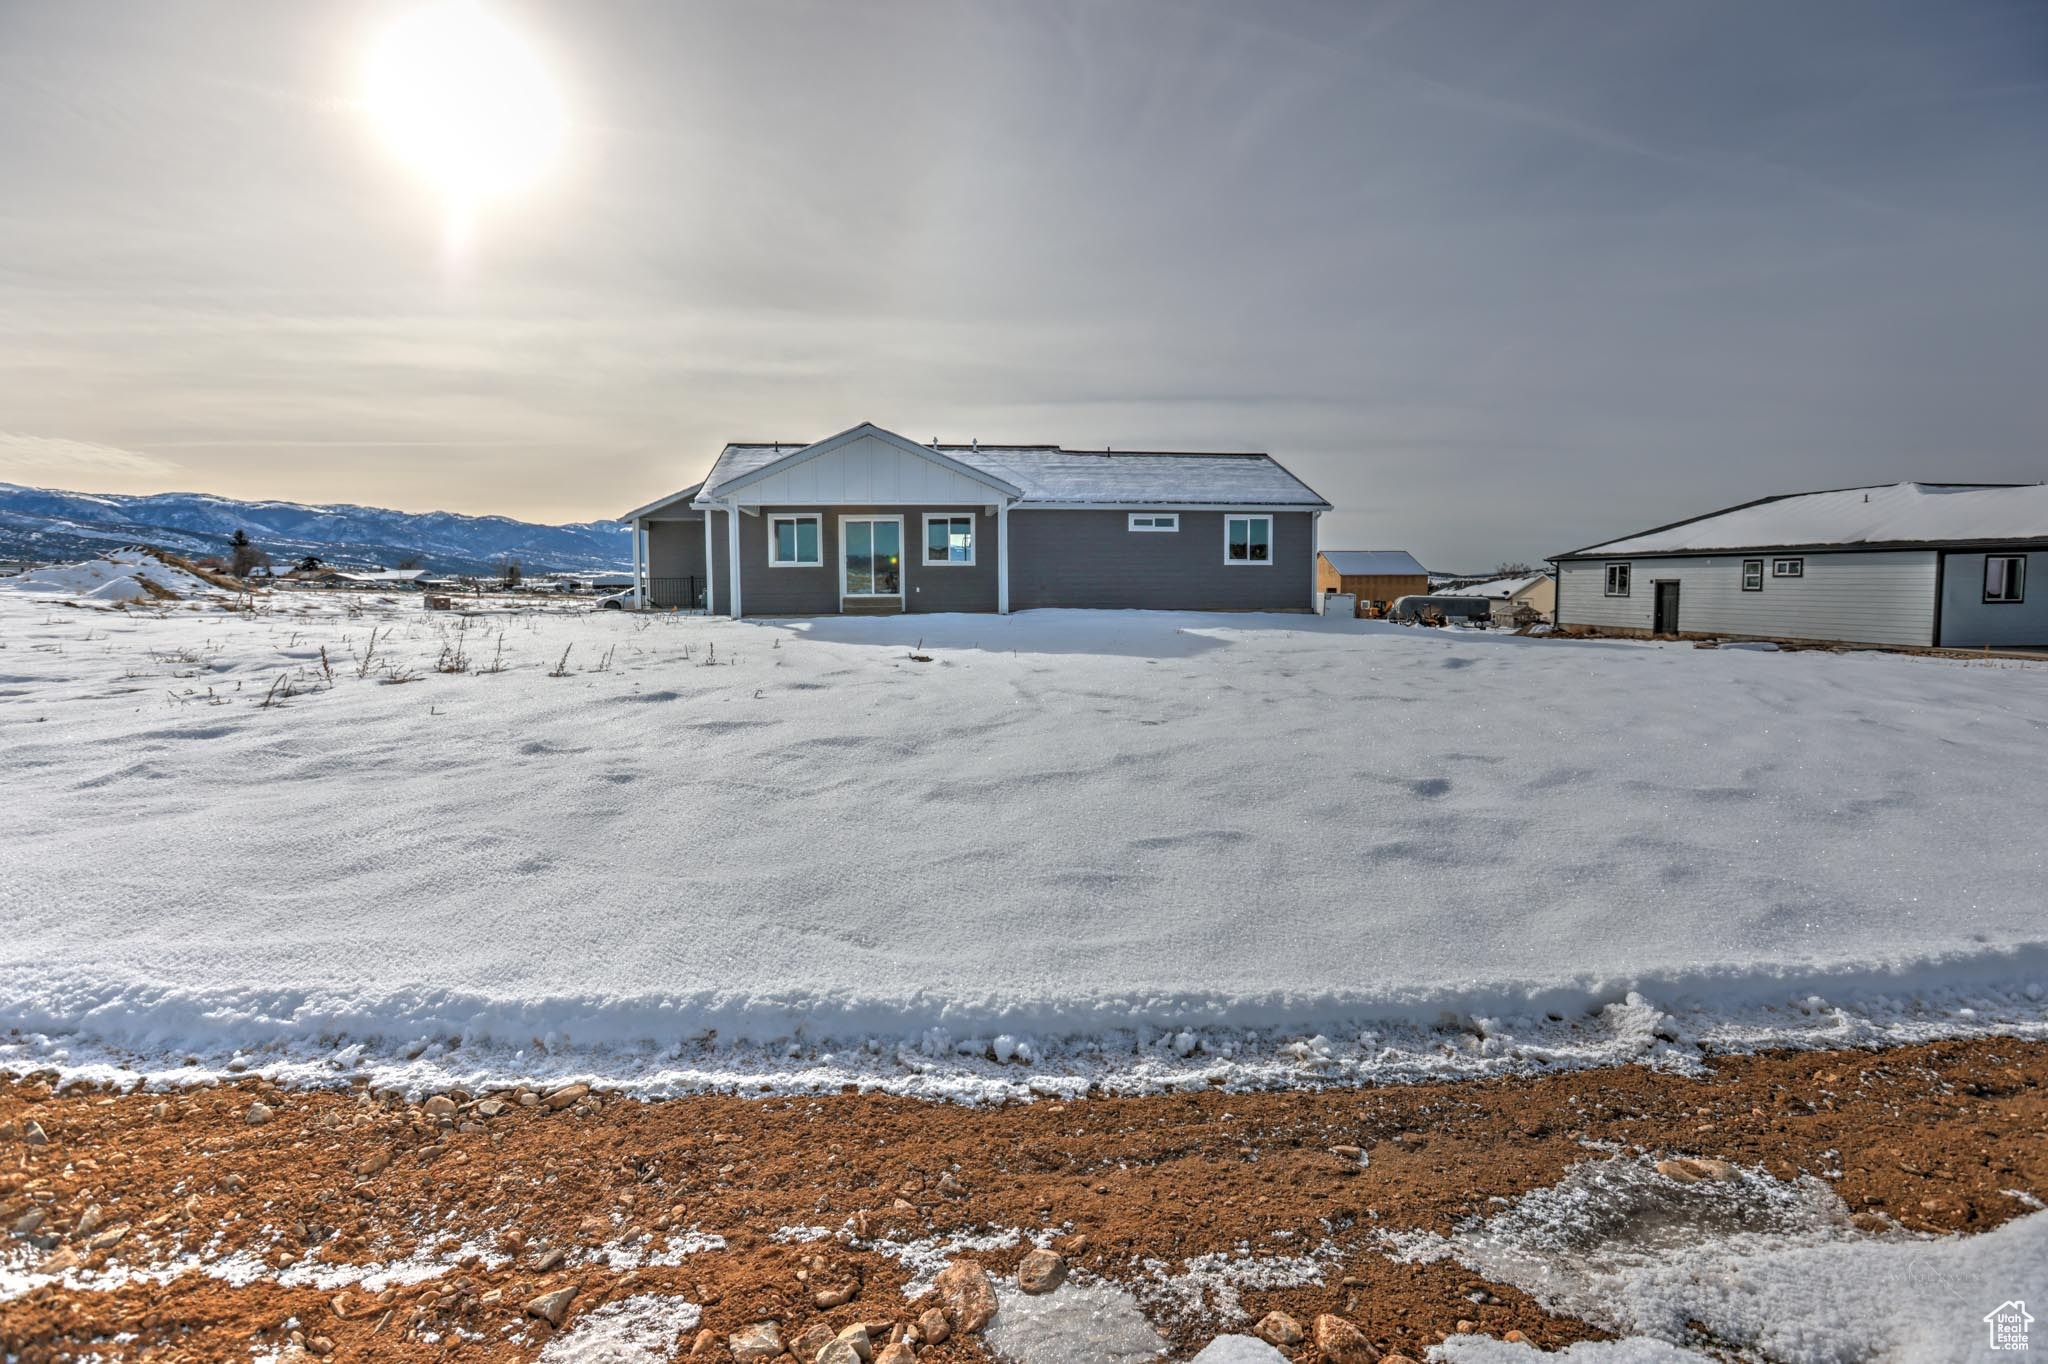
(1, 0, 2042, 566)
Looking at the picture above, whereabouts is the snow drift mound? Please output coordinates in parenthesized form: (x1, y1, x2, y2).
(2, 548, 230, 603)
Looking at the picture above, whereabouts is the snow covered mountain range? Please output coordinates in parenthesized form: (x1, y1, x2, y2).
(0, 482, 632, 574)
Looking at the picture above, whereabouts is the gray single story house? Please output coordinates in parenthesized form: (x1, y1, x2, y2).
(620, 422, 1330, 617)
(1552, 481, 2048, 648)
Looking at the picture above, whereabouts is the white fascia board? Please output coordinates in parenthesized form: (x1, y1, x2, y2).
(710, 422, 1025, 501)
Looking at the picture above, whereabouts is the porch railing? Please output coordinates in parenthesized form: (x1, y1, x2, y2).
(646, 575, 703, 609)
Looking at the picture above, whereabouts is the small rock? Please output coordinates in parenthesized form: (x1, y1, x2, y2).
(1689, 1158, 1737, 1182)
(814, 1283, 857, 1309)
(525, 1286, 577, 1326)
(1504, 1330, 1529, 1344)
(531, 1247, 566, 1272)
(22, 1120, 47, 1146)
(790, 1323, 836, 1361)
(915, 1307, 951, 1345)
(306, 1337, 335, 1357)
(88, 1225, 129, 1252)
(933, 1261, 998, 1335)
(833, 1323, 874, 1361)
(1329, 1145, 1364, 1161)
(1454, 1319, 1475, 1334)
(1313, 1313, 1378, 1364)
(1255, 1311, 1304, 1347)
(475, 1098, 509, 1118)
(544, 1084, 590, 1111)
(1654, 1158, 1701, 1184)
(518, 1091, 542, 1107)
(729, 1322, 785, 1363)
(875, 1346, 916, 1364)
(12, 1208, 47, 1237)
(816, 1340, 863, 1364)
(40, 1245, 80, 1273)
(689, 1329, 718, 1357)
(1017, 1248, 1066, 1295)
(73, 1205, 103, 1239)
(355, 1150, 391, 1177)
(245, 1102, 275, 1126)
(423, 1095, 458, 1119)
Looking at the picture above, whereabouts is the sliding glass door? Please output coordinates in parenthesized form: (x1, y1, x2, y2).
(841, 517, 902, 599)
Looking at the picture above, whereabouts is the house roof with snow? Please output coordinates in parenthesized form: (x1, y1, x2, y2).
(672, 423, 1328, 510)
(1319, 549, 1427, 577)
(1436, 572, 1550, 599)
(1559, 482, 2048, 558)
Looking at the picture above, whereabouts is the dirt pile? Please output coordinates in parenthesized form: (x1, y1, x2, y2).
(1, 1038, 2041, 1363)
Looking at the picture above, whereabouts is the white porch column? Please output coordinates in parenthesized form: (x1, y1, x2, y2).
(997, 499, 1011, 614)
(632, 518, 646, 608)
(1309, 510, 1322, 612)
(726, 503, 743, 619)
(701, 509, 714, 613)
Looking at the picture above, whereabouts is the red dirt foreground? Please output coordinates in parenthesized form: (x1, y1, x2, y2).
(2, 1038, 2044, 1363)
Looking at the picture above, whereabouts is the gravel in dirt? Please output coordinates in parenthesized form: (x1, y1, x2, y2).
(2, 1038, 2042, 1363)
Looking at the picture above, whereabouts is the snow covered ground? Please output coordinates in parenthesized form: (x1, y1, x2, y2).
(0, 582, 2044, 1097)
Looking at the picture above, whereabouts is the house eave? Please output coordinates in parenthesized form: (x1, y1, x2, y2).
(1553, 536, 2048, 561)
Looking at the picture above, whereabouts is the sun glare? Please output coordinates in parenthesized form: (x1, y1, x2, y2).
(364, 0, 563, 200)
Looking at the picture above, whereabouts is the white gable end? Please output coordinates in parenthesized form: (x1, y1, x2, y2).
(725, 433, 1003, 506)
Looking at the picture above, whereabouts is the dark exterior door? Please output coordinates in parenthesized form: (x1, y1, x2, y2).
(1654, 580, 1680, 635)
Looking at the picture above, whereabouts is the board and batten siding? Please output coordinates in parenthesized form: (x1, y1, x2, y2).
(724, 433, 1004, 507)
(1939, 551, 2048, 647)
(1008, 509, 1314, 612)
(1556, 550, 1938, 647)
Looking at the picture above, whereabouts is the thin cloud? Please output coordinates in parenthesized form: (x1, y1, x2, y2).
(0, 432, 182, 480)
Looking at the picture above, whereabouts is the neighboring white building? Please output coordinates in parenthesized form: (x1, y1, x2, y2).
(1552, 482, 2048, 648)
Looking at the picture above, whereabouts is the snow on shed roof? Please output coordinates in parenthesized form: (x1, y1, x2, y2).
(1564, 482, 2048, 557)
(1319, 549, 1426, 577)
(694, 435, 1329, 508)
(1436, 573, 1549, 599)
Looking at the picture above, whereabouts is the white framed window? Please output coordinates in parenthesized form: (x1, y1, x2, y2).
(768, 514, 822, 567)
(922, 513, 976, 566)
(1224, 514, 1272, 565)
(1604, 562, 1631, 597)
(1128, 513, 1179, 532)
(1742, 559, 1764, 591)
(1772, 557, 1804, 578)
(1985, 554, 2026, 603)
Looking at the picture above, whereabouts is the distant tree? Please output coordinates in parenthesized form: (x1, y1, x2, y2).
(229, 529, 268, 578)
(396, 554, 424, 570)
(296, 554, 324, 573)
(1494, 561, 1536, 578)
(498, 557, 523, 588)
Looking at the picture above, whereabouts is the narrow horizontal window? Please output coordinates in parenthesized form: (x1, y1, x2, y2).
(1604, 562, 1631, 597)
(1225, 514, 1272, 565)
(1128, 513, 1179, 532)
(1742, 559, 1763, 592)
(1985, 554, 2026, 603)
(923, 514, 975, 566)
(1772, 558, 1804, 578)
(768, 514, 822, 567)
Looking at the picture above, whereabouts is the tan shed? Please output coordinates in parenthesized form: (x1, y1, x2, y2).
(1317, 550, 1429, 617)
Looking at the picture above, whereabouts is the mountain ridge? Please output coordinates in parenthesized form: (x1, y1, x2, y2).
(0, 482, 632, 574)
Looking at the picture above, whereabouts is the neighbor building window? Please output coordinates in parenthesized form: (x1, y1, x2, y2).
(1128, 513, 1179, 532)
(1742, 559, 1764, 591)
(768, 514, 822, 567)
(1604, 562, 1631, 597)
(1772, 557, 1804, 578)
(1224, 514, 1272, 564)
(923, 514, 975, 566)
(1985, 554, 2026, 603)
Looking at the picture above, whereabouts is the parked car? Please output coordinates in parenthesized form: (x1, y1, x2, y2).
(594, 589, 638, 610)
(1388, 594, 1493, 624)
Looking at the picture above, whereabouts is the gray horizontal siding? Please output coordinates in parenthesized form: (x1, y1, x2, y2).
(1939, 551, 2048, 647)
(647, 519, 705, 582)
(1557, 550, 1937, 646)
(735, 505, 998, 616)
(1008, 509, 1313, 612)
